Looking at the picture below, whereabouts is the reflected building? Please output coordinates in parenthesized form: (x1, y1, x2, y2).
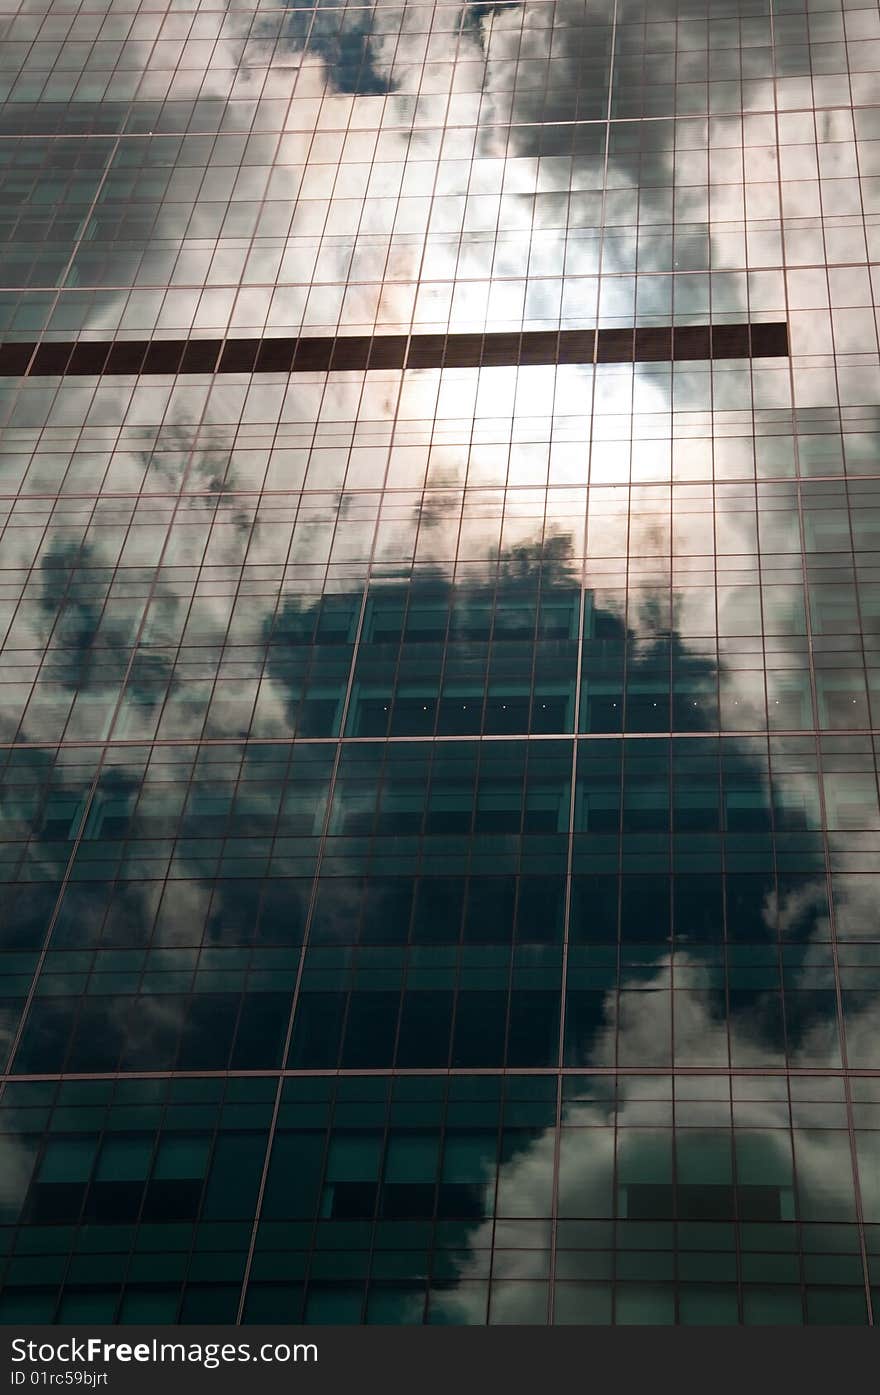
(0, 0, 879, 1326)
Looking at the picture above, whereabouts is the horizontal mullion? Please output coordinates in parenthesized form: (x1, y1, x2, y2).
(0, 322, 789, 379)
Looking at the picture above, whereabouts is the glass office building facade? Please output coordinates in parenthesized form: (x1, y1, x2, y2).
(0, 0, 879, 1327)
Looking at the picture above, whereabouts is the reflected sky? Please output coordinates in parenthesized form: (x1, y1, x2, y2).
(0, 0, 879, 1329)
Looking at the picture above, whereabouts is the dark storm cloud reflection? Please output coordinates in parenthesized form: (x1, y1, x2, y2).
(262, 1, 398, 97)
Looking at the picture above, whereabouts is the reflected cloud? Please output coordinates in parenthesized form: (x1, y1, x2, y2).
(0, 0, 878, 1329)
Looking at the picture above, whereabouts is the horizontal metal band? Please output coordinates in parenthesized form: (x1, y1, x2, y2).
(0, 322, 789, 377)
